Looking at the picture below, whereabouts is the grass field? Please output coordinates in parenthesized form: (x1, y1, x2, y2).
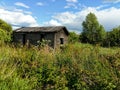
(0, 43, 120, 90)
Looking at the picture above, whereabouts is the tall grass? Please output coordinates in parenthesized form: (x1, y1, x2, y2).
(0, 43, 120, 90)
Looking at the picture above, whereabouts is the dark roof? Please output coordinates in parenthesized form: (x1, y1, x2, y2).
(14, 26, 69, 35)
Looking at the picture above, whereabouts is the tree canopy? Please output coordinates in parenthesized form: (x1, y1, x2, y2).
(104, 26, 120, 47)
(68, 32, 79, 43)
(0, 19, 12, 43)
(0, 19, 12, 33)
(80, 12, 106, 45)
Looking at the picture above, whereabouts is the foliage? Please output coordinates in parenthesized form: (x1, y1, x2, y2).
(0, 19, 12, 43)
(0, 19, 12, 33)
(37, 39, 51, 48)
(0, 43, 120, 89)
(68, 32, 79, 43)
(0, 50, 32, 90)
(0, 29, 11, 44)
(80, 12, 106, 45)
(103, 26, 120, 47)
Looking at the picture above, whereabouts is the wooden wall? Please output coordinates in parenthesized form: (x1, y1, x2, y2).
(13, 29, 68, 48)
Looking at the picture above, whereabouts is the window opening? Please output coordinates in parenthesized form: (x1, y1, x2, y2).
(60, 38, 64, 44)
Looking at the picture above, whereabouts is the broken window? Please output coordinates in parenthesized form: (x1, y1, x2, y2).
(60, 38, 64, 44)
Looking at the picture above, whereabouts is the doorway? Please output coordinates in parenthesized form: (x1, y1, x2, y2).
(23, 34, 26, 45)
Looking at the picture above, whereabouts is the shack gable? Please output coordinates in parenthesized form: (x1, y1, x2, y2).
(54, 28, 68, 48)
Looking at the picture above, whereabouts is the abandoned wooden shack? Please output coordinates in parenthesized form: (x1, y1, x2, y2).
(13, 26, 69, 48)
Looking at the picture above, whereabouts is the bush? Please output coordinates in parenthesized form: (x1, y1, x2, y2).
(0, 43, 120, 89)
(0, 29, 11, 44)
(68, 32, 79, 43)
(0, 19, 12, 44)
(103, 27, 120, 47)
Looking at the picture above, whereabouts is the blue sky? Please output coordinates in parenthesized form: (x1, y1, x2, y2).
(0, 0, 120, 33)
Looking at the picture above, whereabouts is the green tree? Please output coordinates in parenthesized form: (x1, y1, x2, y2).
(0, 19, 12, 43)
(104, 26, 120, 47)
(80, 12, 106, 45)
(0, 19, 12, 33)
(68, 32, 79, 43)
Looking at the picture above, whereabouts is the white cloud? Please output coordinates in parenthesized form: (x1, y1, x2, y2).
(66, 0, 78, 3)
(15, 2, 29, 9)
(103, 0, 120, 3)
(64, 3, 78, 9)
(96, 7, 120, 30)
(37, 2, 44, 6)
(65, 0, 78, 9)
(53, 12, 76, 24)
(44, 19, 62, 26)
(13, 8, 32, 14)
(0, 8, 39, 29)
(44, 7, 120, 33)
(96, 5, 109, 10)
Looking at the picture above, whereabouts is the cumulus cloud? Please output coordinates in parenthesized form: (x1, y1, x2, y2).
(0, 8, 39, 29)
(96, 7, 120, 30)
(64, 3, 78, 9)
(15, 2, 29, 9)
(103, 0, 120, 3)
(44, 19, 62, 26)
(13, 8, 32, 14)
(44, 7, 120, 33)
(36, 2, 44, 6)
(65, 0, 78, 9)
(66, 0, 78, 3)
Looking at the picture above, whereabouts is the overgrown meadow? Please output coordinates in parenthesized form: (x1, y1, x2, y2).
(0, 43, 120, 90)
